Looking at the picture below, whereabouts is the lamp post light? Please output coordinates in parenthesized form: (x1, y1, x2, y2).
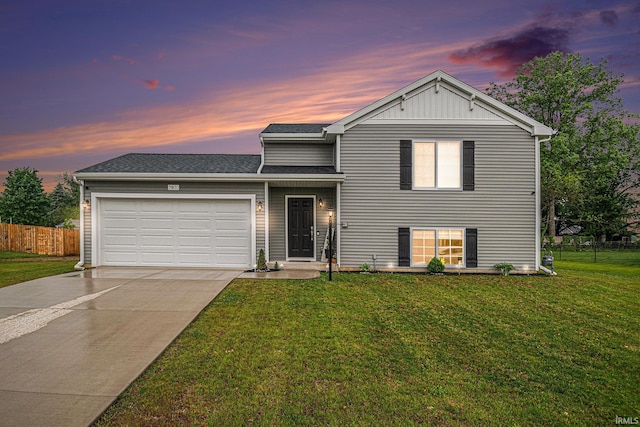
(328, 209, 334, 281)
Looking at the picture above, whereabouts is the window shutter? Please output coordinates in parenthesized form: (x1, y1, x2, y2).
(398, 228, 410, 266)
(466, 228, 478, 268)
(463, 141, 475, 191)
(400, 140, 412, 190)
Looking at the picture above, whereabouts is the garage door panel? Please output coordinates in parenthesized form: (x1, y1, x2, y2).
(141, 235, 174, 247)
(178, 201, 213, 213)
(217, 236, 250, 248)
(177, 235, 211, 248)
(103, 200, 137, 213)
(140, 251, 175, 264)
(103, 251, 138, 264)
(216, 201, 249, 214)
(99, 198, 252, 267)
(141, 218, 173, 230)
(177, 219, 212, 231)
(104, 234, 137, 246)
(104, 217, 137, 229)
(141, 200, 173, 213)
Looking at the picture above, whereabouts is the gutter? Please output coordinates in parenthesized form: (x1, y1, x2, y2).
(72, 176, 85, 270)
(73, 172, 346, 183)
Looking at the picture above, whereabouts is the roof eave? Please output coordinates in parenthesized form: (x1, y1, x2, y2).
(74, 172, 345, 183)
(259, 132, 327, 141)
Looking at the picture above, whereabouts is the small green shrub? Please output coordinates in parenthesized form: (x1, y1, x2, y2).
(494, 262, 515, 276)
(273, 261, 281, 271)
(360, 263, 370, 272)
(427, 257, 445, 274)
(256, 249, 267, 271)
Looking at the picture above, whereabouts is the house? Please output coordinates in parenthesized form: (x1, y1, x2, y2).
(73, 70, 553, 272)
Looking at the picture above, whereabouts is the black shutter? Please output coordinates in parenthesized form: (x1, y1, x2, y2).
(398, 228, 410, 266)
(463, 141, 475, 191)
(466, 228, 478, 268)
(400, 140, 412, 190)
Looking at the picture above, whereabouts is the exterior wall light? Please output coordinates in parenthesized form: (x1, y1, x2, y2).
(257, 201, 263, 212)
(318, 198, 324, 208)
(82, 199, 90, 209)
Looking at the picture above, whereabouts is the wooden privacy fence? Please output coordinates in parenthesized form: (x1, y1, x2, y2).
(0, 223, 80, 256)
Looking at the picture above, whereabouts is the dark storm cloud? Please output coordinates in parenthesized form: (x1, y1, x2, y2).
(448, 26, 571, 77)
(599, 10, 619, 27)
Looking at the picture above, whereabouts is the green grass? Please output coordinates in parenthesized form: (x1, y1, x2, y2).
(0, 253, 77, 288)
(552, 249, 640, 278)
(0, 251, 49, 259)
(95, 258, 640, 426)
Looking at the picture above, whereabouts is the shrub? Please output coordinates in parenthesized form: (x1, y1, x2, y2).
(360, 263, 370, 272)
(494, 262, 515, 276)
(427, 257, 445, 274)
(273, 261, 281, 271)
(256, 249, 267, 271)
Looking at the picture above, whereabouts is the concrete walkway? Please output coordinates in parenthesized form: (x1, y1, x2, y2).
(0, 267, 242, 427)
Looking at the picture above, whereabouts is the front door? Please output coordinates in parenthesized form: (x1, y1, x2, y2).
(287, 197, 314, 259)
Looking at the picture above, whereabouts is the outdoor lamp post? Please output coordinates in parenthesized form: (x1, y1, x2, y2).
(328, 209, 334, 281)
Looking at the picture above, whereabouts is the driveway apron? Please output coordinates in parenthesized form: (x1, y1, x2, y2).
(0, 267, 242, 427)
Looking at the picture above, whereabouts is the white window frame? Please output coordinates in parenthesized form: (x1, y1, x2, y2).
(412, 140, 463, 190)
(410, 227, 466, 268)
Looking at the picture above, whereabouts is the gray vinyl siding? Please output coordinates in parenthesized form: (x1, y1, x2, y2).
(264, 143, 334, 166)
(339, 123, 536, 270)
(268, 187, 335, 261)
(82, 181, 264, 267)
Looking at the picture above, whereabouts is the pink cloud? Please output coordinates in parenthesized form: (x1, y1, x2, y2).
(143, 79, 159, 89)
(166, 85, 175, 91)
(449, 26, 570, 78)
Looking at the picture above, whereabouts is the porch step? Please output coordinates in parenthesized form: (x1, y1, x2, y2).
(268, 261, 337, 271)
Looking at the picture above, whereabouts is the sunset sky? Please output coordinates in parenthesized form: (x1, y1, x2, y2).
(1, 0, 639, 191)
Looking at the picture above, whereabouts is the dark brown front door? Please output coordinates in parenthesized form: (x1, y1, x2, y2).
(288, 197, 314, 258)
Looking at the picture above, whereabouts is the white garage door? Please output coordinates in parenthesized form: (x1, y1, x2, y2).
(99, 198, 252, 268)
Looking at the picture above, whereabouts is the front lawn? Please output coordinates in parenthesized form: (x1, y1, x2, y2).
(0, 252, 77, 288)
(96, 263, 639, 426)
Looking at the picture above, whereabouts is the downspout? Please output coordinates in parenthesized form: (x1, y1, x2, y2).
(73, 176, 85, 270)
(536, 135, 552, 272)
(257, 135, 265, 174)
(264, 181, 269, 261)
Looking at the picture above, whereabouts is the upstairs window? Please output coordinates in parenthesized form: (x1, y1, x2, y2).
(414, 141, 461, 189)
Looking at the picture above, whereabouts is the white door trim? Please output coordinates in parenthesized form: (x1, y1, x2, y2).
(284, 195, 316, 261)
(91, 192, 256, 268)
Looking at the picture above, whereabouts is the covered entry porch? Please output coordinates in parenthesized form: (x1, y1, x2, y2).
(262, 176, 342, 266)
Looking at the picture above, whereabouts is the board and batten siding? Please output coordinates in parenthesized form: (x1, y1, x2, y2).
(268, 187, 335, 261)
(82, 181, 265, 267)
(339, 124, 537, 270)
(264, 143, 334, 166)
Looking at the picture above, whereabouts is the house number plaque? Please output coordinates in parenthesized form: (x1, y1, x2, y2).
(167, 184, 180, 191)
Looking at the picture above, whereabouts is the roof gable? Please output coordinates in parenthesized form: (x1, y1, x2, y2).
(326, 70, 553, 136)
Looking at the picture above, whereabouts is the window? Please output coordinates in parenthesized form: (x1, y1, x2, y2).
(413, 141, 461, 189)
(412, 228, 464, 266)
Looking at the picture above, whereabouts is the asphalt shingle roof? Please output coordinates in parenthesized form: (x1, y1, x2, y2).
(76, 153, 262, 174)
(261, 124, 330, 134)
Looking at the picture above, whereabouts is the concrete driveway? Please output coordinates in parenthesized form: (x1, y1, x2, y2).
(0, 267, 242, 427)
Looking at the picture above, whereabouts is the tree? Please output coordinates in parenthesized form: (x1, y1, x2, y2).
(487, 52, 640, 237)
(0, 167, 50, 226)
(49, 173, 80, 227)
